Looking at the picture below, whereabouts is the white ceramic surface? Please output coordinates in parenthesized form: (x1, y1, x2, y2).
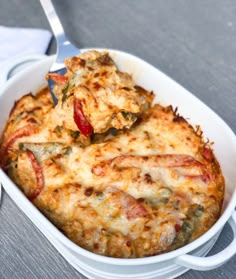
(0, 50, 236, 279)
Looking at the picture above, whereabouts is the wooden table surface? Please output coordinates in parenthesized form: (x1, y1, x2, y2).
(0, 0, 235, 278)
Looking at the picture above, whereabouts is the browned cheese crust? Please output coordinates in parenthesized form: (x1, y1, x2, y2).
(0, 52, 225, 259)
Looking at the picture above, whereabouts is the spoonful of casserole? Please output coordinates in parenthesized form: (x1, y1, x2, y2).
(48, 50, 154, 137)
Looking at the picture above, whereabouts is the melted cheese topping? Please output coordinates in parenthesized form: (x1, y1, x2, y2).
(0, 52, 225, 258)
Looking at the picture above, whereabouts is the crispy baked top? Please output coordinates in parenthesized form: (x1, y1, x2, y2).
(0, 51, 225, 258)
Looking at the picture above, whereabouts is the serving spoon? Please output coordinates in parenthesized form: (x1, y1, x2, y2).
(39, 0, 81, 104)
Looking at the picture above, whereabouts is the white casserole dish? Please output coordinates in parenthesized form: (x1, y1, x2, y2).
(0, 49, 236, 279)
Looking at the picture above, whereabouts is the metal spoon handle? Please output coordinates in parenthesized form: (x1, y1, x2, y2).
(39, 0, 66, 44)
(39, 0, 81, 104)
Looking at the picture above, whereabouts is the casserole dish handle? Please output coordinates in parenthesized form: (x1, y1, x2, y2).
(0, 54, 46, 84)
(176, 210, 236, 270)
(0, 54, 46, 204)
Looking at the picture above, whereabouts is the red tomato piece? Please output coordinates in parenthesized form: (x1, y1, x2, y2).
(47, 73, 68, 85)
(175, 223, 182, 233)
(73, 98, 93, 137)
(26, 150, 44, 201)
(0, 125, 38, 167)
(121, 193, 148, 220)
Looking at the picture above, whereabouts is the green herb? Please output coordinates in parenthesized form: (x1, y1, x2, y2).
(147, 187, 172, 207)
(61, 83, 69, 105)
(97, 54, 114, 66)
(54, 125, 63, 134)
(121, 111, 137, 121)
(172, 220, 193, 248)
(192, 205, 204, 217)
(70, 130, 80, 139)
(181, 221, 193, 234)
(19, 142, 66, 162)
(148, 197, 169, 207)
(63, 146, 72, 155)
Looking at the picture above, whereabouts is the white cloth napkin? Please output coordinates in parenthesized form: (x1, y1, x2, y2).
(0, 25, 52, 63)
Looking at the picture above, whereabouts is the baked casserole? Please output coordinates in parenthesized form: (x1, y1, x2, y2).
(0, 50, 225, 258)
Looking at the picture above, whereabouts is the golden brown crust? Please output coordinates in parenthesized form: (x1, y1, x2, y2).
(0, 51, 225, 258)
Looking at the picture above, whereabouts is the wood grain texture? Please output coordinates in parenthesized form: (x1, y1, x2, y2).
(0, 0, 236, 278)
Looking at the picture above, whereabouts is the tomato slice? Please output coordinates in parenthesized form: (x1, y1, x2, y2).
(0, 125, 38, 167)
(125, 201, 148, 220)
(121, 192, 148, 220)
(26, 150, 44, 201)
(46, 73, 68, 85)
(73, 98, 93, 137)
(175, 223, 182, 233)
